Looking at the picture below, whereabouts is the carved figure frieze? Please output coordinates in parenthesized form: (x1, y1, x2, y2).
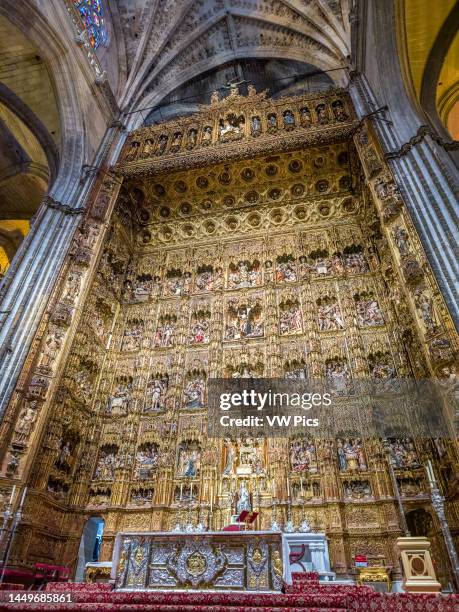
(145, 373, 169, 412)
(177, 441, 201, 478)
(225, 296, 264, 340)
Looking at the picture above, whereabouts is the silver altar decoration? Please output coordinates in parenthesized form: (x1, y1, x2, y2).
(167, 540, 226, 588)
(111, 531, 291, 591)
(298, 519, 312, 533)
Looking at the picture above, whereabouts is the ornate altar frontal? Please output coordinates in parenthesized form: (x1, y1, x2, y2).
(15, 84, 457, 585)
(112, 531, 287, 591)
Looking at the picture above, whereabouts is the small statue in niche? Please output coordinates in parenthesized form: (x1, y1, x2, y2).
(62, 270, 82, 303)
(317, 299, 345, 331)
(187, 128, 197, 149)
(251, 116, 262, 136)
(290, 439, 318, 473)
(201, 125, 212, 145)
(369, 352, 396, 380)
(56, 439, 72, 470)
(183, 376, 206, 408)
(40, 329, 64, 370)
(211, 90, 220, 105)
(225, 298, 264, 340)
(121, 321, 143, 351)
(125, 141, 140, 162)
(283, 110, 295, 130)
(299, 106, 312, 127)
(276, 257, 297, 283)
(315, 103, 329, 124)
(388, 438, 420, 469)
(14, 401, 38, 443)
(355, 295, 384, 327)
(189, 312, 210, 344)
(364, 146, 382, 176)
(219, 113, 245, 141)
(414, 289, 437, 333)
(222, 438, 236, 475)
(170, 131, 182, 152)
(343, 480, 371, 498)
(297, 256, 310, 279)
(140, 139, 154, 158)
(6, 453, 20, 476)
(279, 302, 302, 335)
(106, 379, 132, 415)
(154, 316, 176, 348)
(76, 223, 99, 251)
(135, 444, 159, 479)
(325, 359, 351, 395)
(343, 249, 369, 273)
(236, 482, 252, 514)
(267, 113, 278, 133)
(94, 446, 118, 481)
(337, 440, 347, 471)
(144, 375, 168, 412)
(264, 260, 274, 283)
(178, 444, 201, 478)
(332, 99, 348, 121)
(393, 226, 411, 257)
(156, 134, 168, 155)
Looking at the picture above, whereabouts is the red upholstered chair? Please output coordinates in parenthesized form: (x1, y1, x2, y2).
(0, 567, 35, 589)
(57, 567, 70, 582)
(289, 543, 307, 571)
(34, 564, 70, 589)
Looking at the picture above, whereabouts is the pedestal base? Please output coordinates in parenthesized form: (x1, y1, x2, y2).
(396, 536, 441, 593)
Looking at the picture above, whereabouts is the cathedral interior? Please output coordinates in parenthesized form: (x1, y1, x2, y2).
(0, 0, 458, 600)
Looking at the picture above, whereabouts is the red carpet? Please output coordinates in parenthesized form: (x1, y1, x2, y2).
(0, 577, 457, 611)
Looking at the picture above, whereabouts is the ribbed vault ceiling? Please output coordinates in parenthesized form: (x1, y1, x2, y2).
(115, 0, 351, 122)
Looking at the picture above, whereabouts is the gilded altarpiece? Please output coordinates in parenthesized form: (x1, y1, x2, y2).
(1, 89, 458, 584)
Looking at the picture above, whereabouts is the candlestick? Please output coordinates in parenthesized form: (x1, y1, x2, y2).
(19, 487, 27, 508)
(427, 460, 436, 484)
(8, 485, 16, 505)
(190, 482, 193, 501)
(210, 487, 213, 514)
(286, 476, 290, 498)
(272, 478, 276, 499)
(300, 478, 303, 498)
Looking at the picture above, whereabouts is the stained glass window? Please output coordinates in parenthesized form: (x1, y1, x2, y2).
(73, 0, 108, 49)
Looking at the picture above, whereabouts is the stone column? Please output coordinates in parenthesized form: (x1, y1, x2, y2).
(349, 0, 459, 328)
(0, 126, 124, 422)
(309, 541, 327, 573)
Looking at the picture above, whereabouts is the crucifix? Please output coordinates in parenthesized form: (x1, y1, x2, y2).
(222, 78, 249, 97)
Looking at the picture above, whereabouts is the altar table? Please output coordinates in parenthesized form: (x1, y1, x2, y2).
(111, 531, 291, 591)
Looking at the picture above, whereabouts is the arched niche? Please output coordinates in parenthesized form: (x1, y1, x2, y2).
(75, 516, 105, 582)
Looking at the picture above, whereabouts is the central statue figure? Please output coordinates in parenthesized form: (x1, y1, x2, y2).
(236, 482, 252, 515)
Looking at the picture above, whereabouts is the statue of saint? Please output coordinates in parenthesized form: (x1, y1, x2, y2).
(236, 482, 251, 514)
